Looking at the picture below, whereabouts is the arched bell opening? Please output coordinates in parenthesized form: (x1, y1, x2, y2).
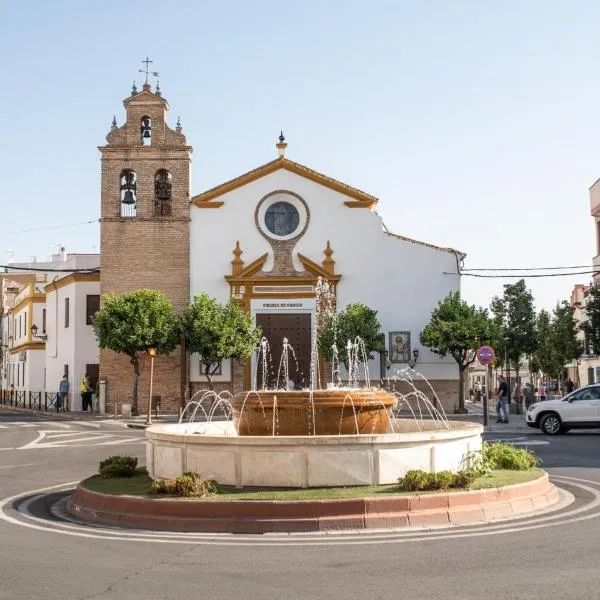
(141, 116, 152, 146)
(154, 169, 172, 216)
(120, 169, 137, 217)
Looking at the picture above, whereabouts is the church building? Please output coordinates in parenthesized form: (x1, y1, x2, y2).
(99, 81, 463, 413)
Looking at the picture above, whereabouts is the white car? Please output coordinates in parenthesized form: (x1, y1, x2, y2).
(526, 384, 600, 435)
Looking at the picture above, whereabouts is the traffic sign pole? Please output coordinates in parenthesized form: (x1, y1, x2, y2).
(485, 365, 491, 427)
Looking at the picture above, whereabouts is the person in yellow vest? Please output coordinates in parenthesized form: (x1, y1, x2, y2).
(80, 374, 91, 412)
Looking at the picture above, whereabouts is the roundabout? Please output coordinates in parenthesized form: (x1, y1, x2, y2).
(2, 475, 597, 546)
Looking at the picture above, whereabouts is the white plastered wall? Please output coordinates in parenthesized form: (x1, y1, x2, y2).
(191, 168, 460, 384)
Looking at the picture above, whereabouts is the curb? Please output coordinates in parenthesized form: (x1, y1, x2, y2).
(66, 472, 558, 534)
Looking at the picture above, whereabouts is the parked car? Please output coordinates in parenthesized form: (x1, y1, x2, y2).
(526, 384, 600, 435)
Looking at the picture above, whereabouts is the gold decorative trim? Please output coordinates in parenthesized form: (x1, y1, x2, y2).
(195, 201, 224, 209)
(192, 157, 378, 208)
(44, 273, 100, 293)
(9, 341, 46, 354)
(344, 201, 374, 208)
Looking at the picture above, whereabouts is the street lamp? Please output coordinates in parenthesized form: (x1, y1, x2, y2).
(30, 324, 47, 341)
(146, 347, 157, 425)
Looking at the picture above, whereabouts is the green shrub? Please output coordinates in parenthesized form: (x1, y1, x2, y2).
(483, 443, 539, 470)
(152, 472, 217, 498)
(98, 455, 138, 478)
(431, 470, 455, 491)
(397, 469, 476, 492)
(451, 469, 478, 488)
(398, 470, 431, 491)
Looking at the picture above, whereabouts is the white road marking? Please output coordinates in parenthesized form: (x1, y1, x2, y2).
(17, 430, 143, 450)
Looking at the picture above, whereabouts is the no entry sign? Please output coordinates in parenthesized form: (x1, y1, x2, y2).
(476, 345, 495, 366)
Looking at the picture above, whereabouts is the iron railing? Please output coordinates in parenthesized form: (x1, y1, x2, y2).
(0, 389, 67, 411)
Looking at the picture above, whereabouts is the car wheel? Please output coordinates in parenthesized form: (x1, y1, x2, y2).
(540, 413, 562, 435)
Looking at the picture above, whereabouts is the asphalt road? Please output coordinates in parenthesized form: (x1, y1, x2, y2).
(1, 409, 600, 600)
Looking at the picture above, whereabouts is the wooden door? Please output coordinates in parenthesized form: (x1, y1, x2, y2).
(255, 313, 311, 389)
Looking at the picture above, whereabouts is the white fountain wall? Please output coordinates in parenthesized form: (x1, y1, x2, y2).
(146, 421, 483, 488)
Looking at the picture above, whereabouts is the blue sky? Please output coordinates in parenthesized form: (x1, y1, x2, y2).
(1, 0, 598, 311)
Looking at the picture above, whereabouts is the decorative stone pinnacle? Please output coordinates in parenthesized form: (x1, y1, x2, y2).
(131, 81, 137, 95)
(111, 115, 117, 130)
(231, 241, 244, 275)
(176, 116, 182, 133)
(276, 131, 288, 158)
(323, 241, 335, 274)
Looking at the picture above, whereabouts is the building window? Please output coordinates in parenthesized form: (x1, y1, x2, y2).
(64, 298, 70, 328)
(120, 170, 137, 218)
(64, 364, 69, 380)
(265, 202, 300, 236)
(141, 116, 152, 145)
(154, 169, 172, 216)
(24, 312, 27, 336)
(42, 309, 46, 334)
(86, 295, 100, 325)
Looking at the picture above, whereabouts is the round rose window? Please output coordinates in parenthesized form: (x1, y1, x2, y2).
(264, 201, 300, 237)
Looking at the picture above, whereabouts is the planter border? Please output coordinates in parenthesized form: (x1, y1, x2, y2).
(66, 471, 559, 533)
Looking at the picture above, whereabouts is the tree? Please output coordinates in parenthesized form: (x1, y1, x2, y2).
(491, 280, 538, 403)
(552, 301, 583, 380)
(420, 292, 497, 413)
(182, 293, 261, 389)
(534, 309, 561, 380)
(581, 283, 600, 356)
(318, 302, 384, 368)
(92, 289, 181, 414)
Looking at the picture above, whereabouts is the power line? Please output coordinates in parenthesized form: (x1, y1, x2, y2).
(453, 270, 598, 278)
(1, 265, 99, 273)
(0, 219, 98, 235)
(462, 265, 591, 272)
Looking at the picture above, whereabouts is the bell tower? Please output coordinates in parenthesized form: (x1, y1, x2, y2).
(99, 80, 192, 413)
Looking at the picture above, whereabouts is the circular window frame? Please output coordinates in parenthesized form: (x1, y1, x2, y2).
(255, 191, 309, 242)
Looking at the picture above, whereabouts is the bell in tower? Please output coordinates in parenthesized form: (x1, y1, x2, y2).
(141, 116, 152, 145)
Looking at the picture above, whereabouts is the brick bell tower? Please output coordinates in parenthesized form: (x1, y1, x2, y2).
(99, 79, 192, 414)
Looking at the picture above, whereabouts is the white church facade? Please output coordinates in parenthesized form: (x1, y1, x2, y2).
(188, 144, 463, 399)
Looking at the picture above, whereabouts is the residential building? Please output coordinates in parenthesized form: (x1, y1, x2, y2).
(0, 251, 100, 410)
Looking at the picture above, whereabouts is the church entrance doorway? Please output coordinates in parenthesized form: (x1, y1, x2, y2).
(255, 313, 311, 389)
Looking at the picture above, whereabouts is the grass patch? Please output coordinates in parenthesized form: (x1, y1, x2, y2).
(81, 468, 543, 500)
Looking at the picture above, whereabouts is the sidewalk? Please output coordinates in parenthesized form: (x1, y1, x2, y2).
(462, 400, 532, 434)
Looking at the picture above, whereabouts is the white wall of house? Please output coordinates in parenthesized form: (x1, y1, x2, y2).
(190, 168, 460, 384)
(45, 279, 100, 409)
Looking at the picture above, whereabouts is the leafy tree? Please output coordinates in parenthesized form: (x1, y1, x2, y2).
(533, 309, 561, 380)
(491, 280, 538, 401)
(318, 302, 384, 368)
(420, 292, 498, 413)
(93, 289, 181, 414)
(552, 301, 583, 378)
(581, 283, 600, 356)
(182, 293, 262, 389)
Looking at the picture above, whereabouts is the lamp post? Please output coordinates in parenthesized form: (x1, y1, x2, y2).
(30, 324, 47, 341)
(146, 348, 157, 425)
(504, 336, 514, 415)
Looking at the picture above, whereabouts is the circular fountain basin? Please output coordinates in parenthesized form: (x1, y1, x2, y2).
(146, 420, 483, 488)
(231, 389, 397, 436)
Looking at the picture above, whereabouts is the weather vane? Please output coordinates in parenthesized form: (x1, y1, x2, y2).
(139, 57, 159, 84)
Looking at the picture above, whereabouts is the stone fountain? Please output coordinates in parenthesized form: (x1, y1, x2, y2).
(146, 279, 482, 488)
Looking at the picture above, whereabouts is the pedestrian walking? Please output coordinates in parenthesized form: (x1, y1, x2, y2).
(524, 383, 534, 409)
(539, 382, 547, 402)
(565, 378, 575, 394)
(80, 374, 91, 412)
(496, 375, 509, 424)
(58, 374, 69, 412)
